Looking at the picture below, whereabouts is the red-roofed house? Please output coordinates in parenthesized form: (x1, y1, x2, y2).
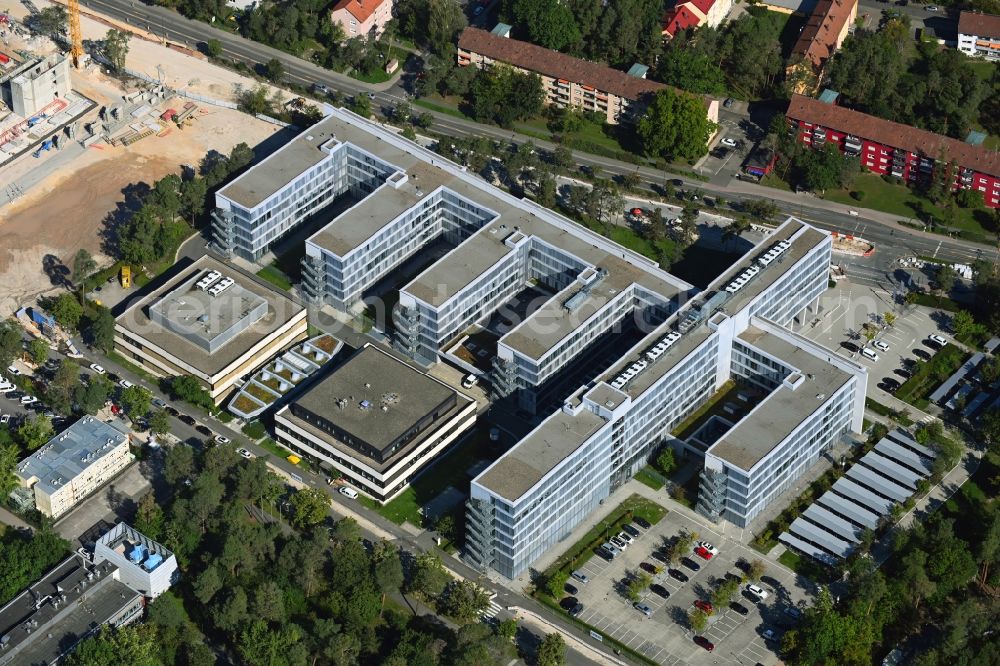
(786, 94, 1000, 208)
(330, 0, 394, 38)
(662, 0, 734, 39)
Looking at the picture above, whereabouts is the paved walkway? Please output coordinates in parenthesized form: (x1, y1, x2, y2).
(0, 506, 31, 531)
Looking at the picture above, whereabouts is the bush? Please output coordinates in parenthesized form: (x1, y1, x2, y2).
(242, 420, 267, 440)
(850, 190, 865, 201)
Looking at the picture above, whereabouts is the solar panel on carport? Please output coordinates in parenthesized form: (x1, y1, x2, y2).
(847, 465, 910, 502)
(789, 517, 854, 558)
(779, 531, 838, 566)
(886, 430, 937, 459)
(803, 504, 861, 543)
(874, 439, 934, 476)
(860, 452, 921, 489)
(832, 477, 894, 515)
(819, 492, 880, 530)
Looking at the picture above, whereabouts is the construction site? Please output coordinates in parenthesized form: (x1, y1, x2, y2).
(0, 0, 281, 316)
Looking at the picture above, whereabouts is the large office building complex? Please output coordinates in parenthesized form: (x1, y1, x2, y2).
(0, 524, 175, 666)
(274, 344, 477, 502)
(466, 220, 867, 578)
(115, 254, 308, 404)
(209, 107, 865, 580)
(14, 417, 132, 518)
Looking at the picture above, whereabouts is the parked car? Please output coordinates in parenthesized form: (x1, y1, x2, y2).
(730, 601, 750, 616)
(560, 596, 579, 611)
(723, 97, 734, 108)
(602, 542, 621, 556)
(873, 340, 890, 352)
(236, 448, 252, 459)
(571, 570, 590, 584)
(617, 531, 633, 545)
(925, 4, 938, 10)
(6, 365, 20, 376)
(928, 334, 947, 347)
(745, 584, 770, 602)
(461, 374, 478, 389)
(694, 546, 714, 560)
(681, 557, 701, 571)
(721, 137, 738, 147)
(622, 523, 641, 538)
(696, 541, 718, 555)
(339, 486, 359, 499)
(763, 628, 778, 641)
(650, 584, 670, 598)
(89, 364, 106, 374)
(694, 636, 715, 651)
(119, 379, 134, 389)
(669, 569, 689, 582)
(196, 425, 212, 437)
(564, 583, 578, 596)
(634, 517, 652, 529)
(783, 606, 803, 621)
(651, 550, 669, 563)
(595, 547, 615, 561)
(610, 536, 628, 550)
(640, 562, 659, 574)
(179, 414, 196, 426)
(633, 602, 653, 617)
(166, 406, 180, 417)
(568, 602, 584, 617)
(0, 414, 9, 424)
(20, 396, 37, 405)
(214, 435, 231, 445)
(694, 600, 714, 614)
(152, 398, 167, 409)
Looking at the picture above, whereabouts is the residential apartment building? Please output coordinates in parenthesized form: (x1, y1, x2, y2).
(957, 11, 1000, 60)
(14, 417, 132, 518)
(330, 0, 393, 38)
(662, 0, 735, 39)
(0, 524, 175, 666)
(274, 344, 477, 502)
(466, 219, 867, 578)
(786, 0, 858, 94)
(115, 253, 308, 404)
(787, 94, 1000, 208)
(455, 27, 719, 126)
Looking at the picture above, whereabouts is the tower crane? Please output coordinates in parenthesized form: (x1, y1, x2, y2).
(68, 0, 83, 68)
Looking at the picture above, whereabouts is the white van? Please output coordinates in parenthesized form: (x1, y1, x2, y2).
(338, 486, 359, 499)
(861, 347, 879, 361)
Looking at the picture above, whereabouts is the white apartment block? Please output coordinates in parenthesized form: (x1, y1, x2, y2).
(15, 417, 132, 519)
(957, 11, 1000, 60)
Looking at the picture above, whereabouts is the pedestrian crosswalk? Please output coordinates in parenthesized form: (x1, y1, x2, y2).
(481, 599, 504, 622)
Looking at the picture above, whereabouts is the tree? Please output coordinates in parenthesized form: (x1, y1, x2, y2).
(18, 415, 53, 451)
(50, 292, 83, 330)
(536, 632, 567, 666)
(27, 338, 48, 365)
(65, 624, 160, 666)
(32, 5, 67, 37)
(238, 84, 272, 116)
(742, 199, 780, 222)
(439, 579, 490, 622)
(0, 321, 20, 371)
(289, 487, 331, 530)
(45, 361, 79, 414)
(545, 569, 570, 598)
(0, 443, 20, 501)
(148, 409, 171, 436)
(747, 559, 766, 582)
(103, 29, 131, 71)
(135, 491, 165, 540)
(120, 385, 152, 421)
(165, 443, 196, 485)
(83, 306, 115, 353)
(655, 447, 677, 475)
(798, 143, 846, 193)
(179, 177, 208, 224)
(626, 571, 652, 601)
(657, 46, 727, 95)
(164, 375, 215, 410)
(372, 540, 404, 612)
(71, 249, 97, 288)
(410, 552, 450, 597)
(511, 0, 580, 51)
(468, 66, 544, 127)
(883, 311, 896, 328)
(637, 88, 716, 162)
(206, 38, 223, 57)
(951, 309, 978, 340)
(936, 264, 957, 295)
(688, 608, 708, 632)
(264, 57, 284, 82)
(74, 375, 113, 414)
(426, 0, 467, 54)
(349, 93, 372, 118)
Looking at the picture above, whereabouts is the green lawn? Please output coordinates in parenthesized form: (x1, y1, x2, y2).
(821, 174, 995, 242)
(370, 430, 499, 526)
(256, 265, 293, 291)
(895, 343, 968, 406)
(413, 97, 467, 120)
(541, 494, 668, 580)
(634, 466, 665, 491)
(568, 211, 681, 269)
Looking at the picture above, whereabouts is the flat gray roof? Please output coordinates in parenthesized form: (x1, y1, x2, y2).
(475, 407, 606, 502)
(16, 417, 129, 495)
(818, 492, 880, 529)
(218, 123, 340, 209)
(292, 345, 461, 454)
(0, 554, 141, 666)
(706, 322, 854, 471)
(832, 477, 894, 515)
(116, 254, 305, 376)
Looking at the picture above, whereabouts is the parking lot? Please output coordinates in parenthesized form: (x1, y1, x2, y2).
(559, 508, 812, 665)
(800, 282, 951, 411)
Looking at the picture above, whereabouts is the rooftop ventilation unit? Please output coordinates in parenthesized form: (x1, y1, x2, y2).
(208, 276, 235, 297)
(196, 270, 222, 291)
(757, 239, 792, 268)
(644, 330, 682, 362)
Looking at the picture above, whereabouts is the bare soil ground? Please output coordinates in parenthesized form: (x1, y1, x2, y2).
(0, 1, 282, 316)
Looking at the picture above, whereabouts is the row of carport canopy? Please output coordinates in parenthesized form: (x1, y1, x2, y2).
(778, 429, 937, 565)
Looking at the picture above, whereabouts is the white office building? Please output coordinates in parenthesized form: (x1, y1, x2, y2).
(93, 523, 179, 599)
(465, 220, 867, 578)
